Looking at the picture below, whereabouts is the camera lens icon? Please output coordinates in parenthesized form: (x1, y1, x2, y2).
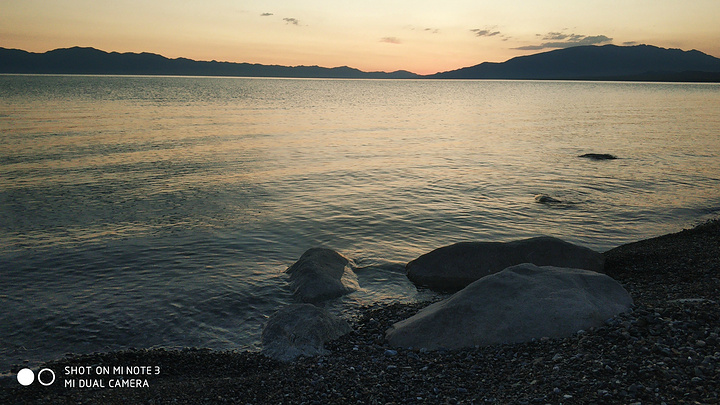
(17, 368, 56, 386)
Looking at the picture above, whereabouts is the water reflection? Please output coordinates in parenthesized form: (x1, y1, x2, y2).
(1, 76, 719, 370)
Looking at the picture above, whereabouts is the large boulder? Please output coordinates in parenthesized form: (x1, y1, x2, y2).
(286, 248, 359, 303)
(387, 263, 632, 350)
(406, 236, 605, 291)
(261, 304, 352, 362)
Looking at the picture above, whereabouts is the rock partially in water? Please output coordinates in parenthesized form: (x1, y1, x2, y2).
(406, 236, 605, 292)
(286, 248, 359, 303)
(387, 263, 633, 350)
(535, 194, 562, 204)
(261, 304, 351, 362)
(579, 153, 618, 160)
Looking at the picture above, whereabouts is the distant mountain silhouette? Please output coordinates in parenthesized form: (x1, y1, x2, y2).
(2, 44, 720, 82)
(428, 44, 720, 81)
(0, 46, 418, 79)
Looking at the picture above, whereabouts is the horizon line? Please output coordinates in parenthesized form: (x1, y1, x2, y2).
(3, 43, 720, 82)
(1, 42, 702, 77)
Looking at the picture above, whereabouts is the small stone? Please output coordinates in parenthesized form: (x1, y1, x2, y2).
(384, 349, 398, 357)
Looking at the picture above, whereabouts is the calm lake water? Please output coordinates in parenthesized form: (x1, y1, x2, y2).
(1, 75, 719, 372)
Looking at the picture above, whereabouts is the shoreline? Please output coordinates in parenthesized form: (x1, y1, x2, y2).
(3, 219, 718, 404)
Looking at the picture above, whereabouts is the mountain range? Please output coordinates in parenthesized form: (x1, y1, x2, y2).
(0, 46, 417, 79)
(2, 44, 720, 82)
(427, 44, 720, 81)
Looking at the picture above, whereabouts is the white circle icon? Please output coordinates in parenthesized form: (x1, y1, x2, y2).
(38, 368, 56, 386)
(17, 368, 34, 386)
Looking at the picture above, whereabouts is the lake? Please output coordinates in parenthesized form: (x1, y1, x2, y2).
(1, 75, 719, 372)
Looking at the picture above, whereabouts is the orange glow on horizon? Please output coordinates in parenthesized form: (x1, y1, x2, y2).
(2, 0, 719, 75)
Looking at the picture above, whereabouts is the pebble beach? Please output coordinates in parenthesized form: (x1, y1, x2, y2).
(3, 219, 719, 404)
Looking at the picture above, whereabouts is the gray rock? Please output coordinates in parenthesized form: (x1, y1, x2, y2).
(286, 248, 359, 303)
(387, 263, 632, 350)
(406, 236, 604, 291)
(535, 194, 562, 204)
(579, 153, 618, 160)
(261, 304, 352, 362)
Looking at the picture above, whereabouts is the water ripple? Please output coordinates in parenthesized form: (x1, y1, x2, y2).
(2, 76, 720, 370)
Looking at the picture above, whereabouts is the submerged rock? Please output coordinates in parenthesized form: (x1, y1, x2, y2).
(406, 236, 605, 292)
(387, 263, 633, 350)
(261, 304, 351, 362)
(579, 153, 618, 160)
(535, 194, 562, 204)
(286, 248, 359, 303)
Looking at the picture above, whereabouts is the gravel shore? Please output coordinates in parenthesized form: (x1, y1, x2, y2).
(3, 219, 719, 404)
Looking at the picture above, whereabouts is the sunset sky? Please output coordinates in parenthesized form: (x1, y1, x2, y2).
(2, 0, 719, 75)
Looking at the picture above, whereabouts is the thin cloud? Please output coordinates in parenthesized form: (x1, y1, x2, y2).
(380, 37, 402, 44)
(283, 18, 300, 26)
(260, 13, 273, 17)
(516, 33, 612, 50)
(543, 32, 567, 40)
(623, 41, 639, 46)
(404, 25, 440, 34)
(471, 29, 501, 37)
(542, 32, 584, 41)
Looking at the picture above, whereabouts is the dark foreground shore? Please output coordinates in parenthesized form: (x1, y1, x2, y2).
(3, 219, 719, 404)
